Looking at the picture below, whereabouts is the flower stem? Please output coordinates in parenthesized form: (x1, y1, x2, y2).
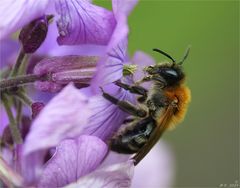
(1, 94, 23, 144)
(9, 49, 26, 77)
(16, 101, 22, 127)
(0, 157, 23, 187)
(15, 91, 33, 106)
(0, 74, 50, 91)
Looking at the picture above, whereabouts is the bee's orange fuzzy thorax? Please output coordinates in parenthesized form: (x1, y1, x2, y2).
(164, 85, 191, 130)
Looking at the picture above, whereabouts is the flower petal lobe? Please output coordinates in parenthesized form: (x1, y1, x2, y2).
(24, 84, 90, 155)
(55, 0, 116, 45)
(64, 160, 134, 188)
(38, 135, 108, 188)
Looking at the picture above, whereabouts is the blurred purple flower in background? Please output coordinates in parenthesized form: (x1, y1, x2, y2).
(0, 0, 174, 187)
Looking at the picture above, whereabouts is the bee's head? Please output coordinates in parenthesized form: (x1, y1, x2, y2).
(144, 47, 190, 87)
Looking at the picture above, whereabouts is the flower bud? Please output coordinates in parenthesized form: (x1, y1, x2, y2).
(31, 102, 45, 119)
(33, 56, 99, 92)
(2, 126, 13, 146)
(19, 15, 53, 53)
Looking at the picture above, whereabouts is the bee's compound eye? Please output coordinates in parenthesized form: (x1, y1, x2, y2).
(165, 69, 178, 77)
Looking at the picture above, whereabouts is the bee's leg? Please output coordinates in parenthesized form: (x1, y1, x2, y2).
(135, 75, 152, 85)
(115, 81, 148, 103)
(101, 88, 147, 117)
(115, 81, 148, 96)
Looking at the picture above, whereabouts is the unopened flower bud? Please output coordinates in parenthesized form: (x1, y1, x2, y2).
(2, 126, 13, 146)
(33, 56, 99, 92)
(19, 15, 53, 53)
(31, 102, 45, 119)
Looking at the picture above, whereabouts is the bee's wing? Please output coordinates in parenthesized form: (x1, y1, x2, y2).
(132, 103, 176, 165)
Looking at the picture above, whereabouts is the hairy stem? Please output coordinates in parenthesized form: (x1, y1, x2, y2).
(0, 74, 50, 91)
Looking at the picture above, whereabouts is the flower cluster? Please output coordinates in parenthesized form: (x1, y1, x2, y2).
(0, 0, 174, 187)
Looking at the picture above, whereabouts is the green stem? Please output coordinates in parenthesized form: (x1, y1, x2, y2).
(15, 91, 33, 106)
(9, 49, 26, 77)
(0, 74, 50, 91)
(16, 101, 22, 127)
(1, 94, 23, 144)
(18, 54, 29, 75)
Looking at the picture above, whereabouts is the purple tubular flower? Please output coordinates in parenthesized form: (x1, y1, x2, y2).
(33, 55, 99, 92)
(55, 0, 116, 45)
(23, 36, 133, 177)
(0, 0, 174, 187)
(32, 0, 137, 93)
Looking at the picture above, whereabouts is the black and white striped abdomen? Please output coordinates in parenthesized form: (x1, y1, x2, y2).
(110, 117, 156, 154)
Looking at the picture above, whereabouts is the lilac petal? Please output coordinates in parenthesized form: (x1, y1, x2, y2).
(64, 160, 134, 188)
(82, 84, 135, 141)
(55, 0, 116, 45)
(23, 84, 90, 155)
(34, 55, 99, 92)
(0, 39, 20, 68)
(99, 151, 130, 168)
(38, 135, 108, 188)
(90, 0, 138, 92)
(112, 0, 139, 19)
(132, 142, 175, 188)
(98, 0, 139, 61)
(91, 38, 128, 91)
(21, 150, 46, 185)
(0, 0, 52, 40)
(37, 23, 107, 56)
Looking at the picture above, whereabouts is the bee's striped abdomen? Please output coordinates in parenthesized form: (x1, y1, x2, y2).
(110, 117, 156, 154)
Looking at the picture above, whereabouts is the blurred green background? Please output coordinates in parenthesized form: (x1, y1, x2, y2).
(97, 0, 239, 187)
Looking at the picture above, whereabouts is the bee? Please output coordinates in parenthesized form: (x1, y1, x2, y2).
(101, 47, 191, 165)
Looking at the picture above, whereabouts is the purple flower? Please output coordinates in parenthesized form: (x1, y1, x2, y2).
(0, 0, 175, 187)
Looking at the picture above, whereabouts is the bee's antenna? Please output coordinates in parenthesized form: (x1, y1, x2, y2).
(178, 46, 191, 65)
(153, 48, 176, 63)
